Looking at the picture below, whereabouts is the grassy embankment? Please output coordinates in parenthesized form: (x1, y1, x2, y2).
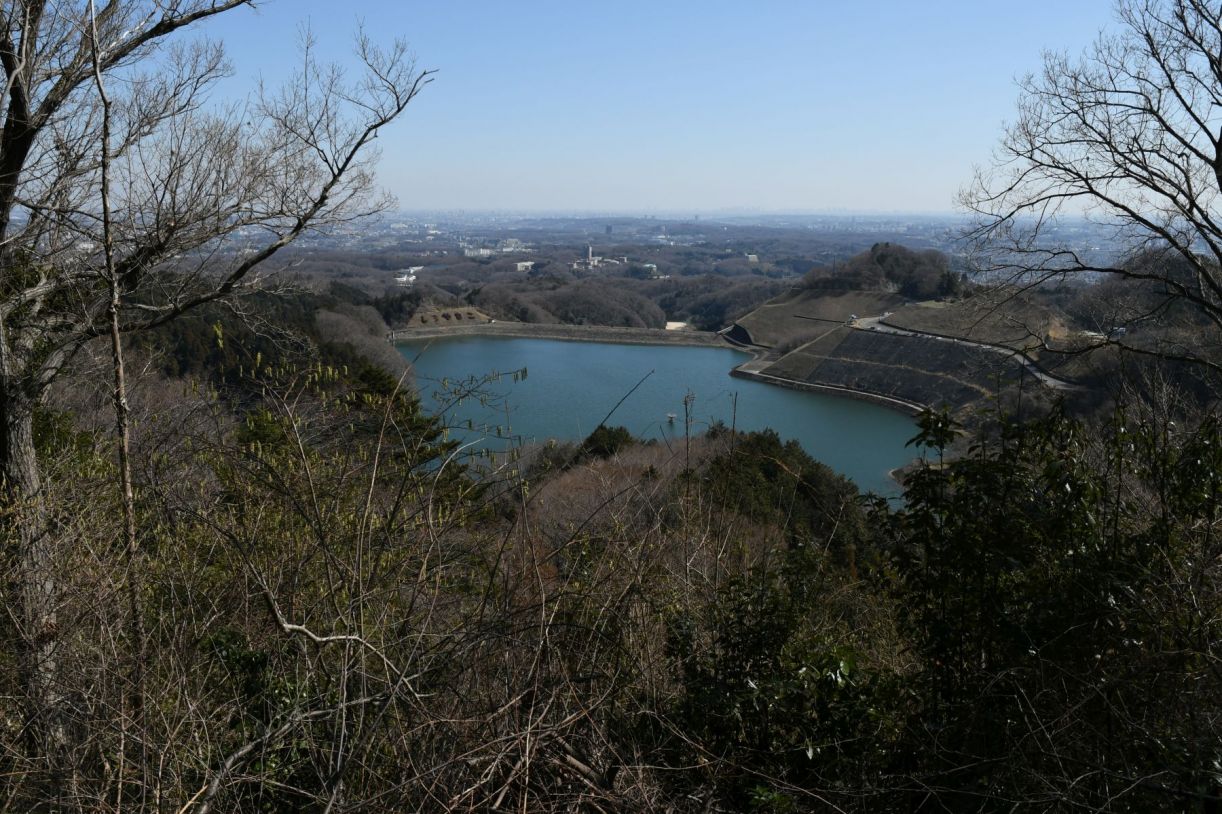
(733, 289, 906, 347)
(731, 286, 1054, 416)
(880, 295, 1132, 386)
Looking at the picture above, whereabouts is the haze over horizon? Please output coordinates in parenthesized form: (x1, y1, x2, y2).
(210, 1, 1117, 214)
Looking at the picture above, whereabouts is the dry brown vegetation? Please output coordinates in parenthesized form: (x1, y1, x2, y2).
(2, 356, 899, 811)
(408, 305, 493, 327)
(880, 291, 1069, 354)
(3, 285, 1217, 813)
(734, 289, 907, 347)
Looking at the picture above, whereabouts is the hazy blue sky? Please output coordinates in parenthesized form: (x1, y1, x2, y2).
(204, 1, 1119, 214)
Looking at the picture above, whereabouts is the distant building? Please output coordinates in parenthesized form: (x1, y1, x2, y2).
(746, 254, 759, 263)
(572, 244, 603, 271)
(515, 261, 535, 272)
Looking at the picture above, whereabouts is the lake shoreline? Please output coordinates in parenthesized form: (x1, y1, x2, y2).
(392, 321, 927, 421)
(395, 332, 917, 495)
(390, 321, 728, 348)
(393, 317, 923, 418)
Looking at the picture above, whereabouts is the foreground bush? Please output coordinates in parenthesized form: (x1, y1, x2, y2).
(1, 373, 1217, 811)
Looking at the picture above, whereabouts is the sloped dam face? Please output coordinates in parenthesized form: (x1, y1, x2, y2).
(398, 336, 917, 496)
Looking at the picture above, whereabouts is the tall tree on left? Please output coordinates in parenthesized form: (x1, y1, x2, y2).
(0, 0, 429, 784)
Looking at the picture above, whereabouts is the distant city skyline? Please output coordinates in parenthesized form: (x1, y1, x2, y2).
(207, 1, 1119, 214)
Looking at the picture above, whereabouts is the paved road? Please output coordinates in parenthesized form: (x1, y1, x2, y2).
(850, 316, 1081, 392)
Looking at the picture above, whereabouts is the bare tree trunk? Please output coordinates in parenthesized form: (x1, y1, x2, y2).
(91, 6, 147, 802)
(109, 243, 145, 813)
(2, 394, 65, 791)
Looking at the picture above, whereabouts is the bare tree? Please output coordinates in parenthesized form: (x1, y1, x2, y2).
(0, 0, 430, 781)
(962, 0, 1222, 372)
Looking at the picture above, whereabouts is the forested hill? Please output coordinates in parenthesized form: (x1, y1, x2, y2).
(128, 286, 409, 392)
(733, 244, 963, 346)
(800, 242, 965, 298)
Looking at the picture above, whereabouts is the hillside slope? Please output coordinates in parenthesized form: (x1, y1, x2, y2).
(731, 245, 1060, 415)
(764, 328, 1033, 412)
(734, 288, 908, 347)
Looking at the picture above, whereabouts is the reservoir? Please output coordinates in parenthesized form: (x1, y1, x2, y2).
(397, 336, 917, 496)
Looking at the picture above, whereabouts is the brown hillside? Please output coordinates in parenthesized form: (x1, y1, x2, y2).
(735, 289, 908, 347)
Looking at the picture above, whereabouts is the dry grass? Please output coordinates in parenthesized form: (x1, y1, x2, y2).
(764, 327, 853, 380)
(882, 292, 1068, 355)
(735, 289, 907, 347)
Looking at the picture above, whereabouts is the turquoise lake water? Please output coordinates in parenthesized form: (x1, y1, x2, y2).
(397, 336, 918, 496)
